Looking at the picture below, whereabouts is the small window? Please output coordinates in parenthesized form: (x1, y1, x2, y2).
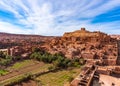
(112, 83, 115, 86)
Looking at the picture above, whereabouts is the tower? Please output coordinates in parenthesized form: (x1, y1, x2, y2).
(81, 27, 86, 31)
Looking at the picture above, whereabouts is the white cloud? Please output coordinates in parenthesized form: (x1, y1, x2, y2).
(82, 0, 120, 18)
(0, 0, 120, 36)
(51, 21, 120, 36)
(0, 21, 32, 34)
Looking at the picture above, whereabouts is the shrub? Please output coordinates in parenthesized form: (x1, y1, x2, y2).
(0, 69, 8, 76)
(30, 51, 85, 69)
(48, 66, 54, 71)
(68, 76, 74, 82)
(0, 51, 6, 58)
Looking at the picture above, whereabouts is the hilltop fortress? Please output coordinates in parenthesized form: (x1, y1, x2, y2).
(63, 28, 114, 43)
(45, 28, 118, 66)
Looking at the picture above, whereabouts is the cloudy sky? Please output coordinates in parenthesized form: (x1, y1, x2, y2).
(0, 0, 120, 36)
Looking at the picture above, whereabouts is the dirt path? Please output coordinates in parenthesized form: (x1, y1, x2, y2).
(0, 62, 44, 82)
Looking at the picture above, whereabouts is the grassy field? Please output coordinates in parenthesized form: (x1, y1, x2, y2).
(0, 59, 81, 86)
(35, 68, 81, 86)
(1, 60, 36, 76)
(31, 63, 53, 74)
(0, 60, 52, 86)
(7, 60, 37, 70)
(0, 69, 9, 76)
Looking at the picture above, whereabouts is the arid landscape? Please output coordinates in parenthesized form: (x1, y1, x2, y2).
(0, 28, 120, 86)
(0, 0, 120, 86)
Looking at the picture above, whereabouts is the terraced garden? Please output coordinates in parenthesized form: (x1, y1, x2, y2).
(0, 60, 52, 86)
(35, 68, 81, 86)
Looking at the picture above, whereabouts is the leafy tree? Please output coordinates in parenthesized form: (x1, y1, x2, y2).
(30, 51, 85, 69)
(0, 51, 6, 58)
(48, 66, 54, 71)
(0, 55, 13, 66)
(79, 58, 85, 65)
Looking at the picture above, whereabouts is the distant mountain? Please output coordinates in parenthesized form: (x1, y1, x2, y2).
(0, 32, 44, 37)
(0, 32, 59, 39)
(0, 32, 59, 44)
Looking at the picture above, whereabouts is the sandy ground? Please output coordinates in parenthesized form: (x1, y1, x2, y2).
(99, 74, 120, 86)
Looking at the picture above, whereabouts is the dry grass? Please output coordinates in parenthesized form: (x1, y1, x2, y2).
(7, 60, 36, 70)
(35, 68, 81, 86)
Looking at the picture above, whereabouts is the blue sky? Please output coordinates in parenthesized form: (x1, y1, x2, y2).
(0, 0, 120, 36)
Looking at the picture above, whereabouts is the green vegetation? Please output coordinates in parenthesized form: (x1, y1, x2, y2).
(0, 48, 85, 85)
(31, 64, 53, 74)
(35, 68, 81, 86)
(30, 48, 85, 69)
(0, 51, 6, 58)
(28, 48, 85, 86)
(7, 59, 53, 73)
(0, 63, 52, 85)
(68, 76, 74, 82)
(0, 69, 9, 76)
(0, 51, 13, 66)
(0, 51, 25, 67)
(48, 66, 55, 71)
(1, 73, 32, 86)
(29, 48, 85, 86)
(8, 60, 36, 70)
(0, 56, 12, 66)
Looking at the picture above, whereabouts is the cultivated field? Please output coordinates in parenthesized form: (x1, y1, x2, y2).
(0, 60, 52, 85)
(35, 68, 81, 86)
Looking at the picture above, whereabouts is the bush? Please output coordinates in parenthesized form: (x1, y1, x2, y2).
(73, 62, 80, 67)
(68, 76, 74, 82)
(79, 58, 85, 65)
(30, 51, 85, 69)
(0, 58, 12, 66)
(48, 66, 54, 71)
(0, 51, 6, 58)
(7, 73, 32, 85)
(0, 69, 8, 76)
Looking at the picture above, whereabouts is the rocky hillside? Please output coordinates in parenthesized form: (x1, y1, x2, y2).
(0, 32, 55, 49)
(43, 28, 118, 65)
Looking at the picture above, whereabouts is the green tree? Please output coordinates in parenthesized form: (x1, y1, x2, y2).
(48, 66, 54, 71)
(79, 58, 85, 65)
(0, 51, 6, 58)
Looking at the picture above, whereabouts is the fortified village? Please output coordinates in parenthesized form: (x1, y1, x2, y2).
(41, 28, 120, 86)
(0, 28, 120, 86)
